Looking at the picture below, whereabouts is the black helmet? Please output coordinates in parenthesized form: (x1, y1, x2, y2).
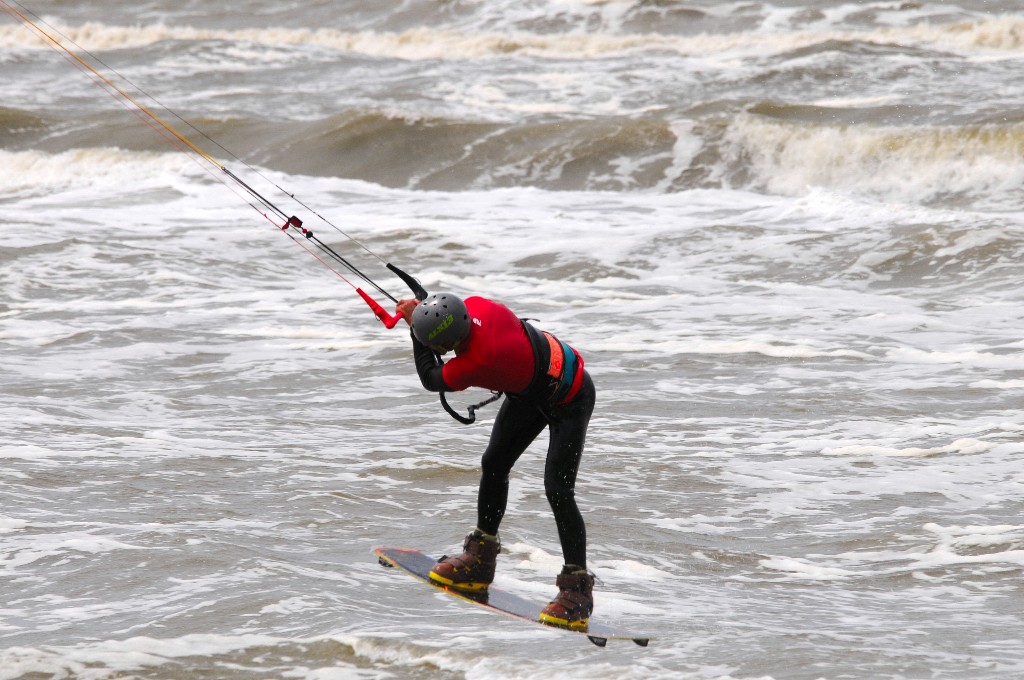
(412, 293, 470, 348)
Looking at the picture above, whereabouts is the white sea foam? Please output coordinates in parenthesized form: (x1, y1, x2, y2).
(884, 347, 1024, 369)
(758, 556, 860, 581)
(822, 437, 995, 457)
(0, 516, 28, 533)
(1, 532, 146, 572)
(972, 378, 1024, 389)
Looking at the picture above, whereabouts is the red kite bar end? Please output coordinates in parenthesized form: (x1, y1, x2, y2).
(356, 288, 402, 329)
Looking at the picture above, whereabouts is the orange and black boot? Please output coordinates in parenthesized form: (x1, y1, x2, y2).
(428, 530, 500, 591)
(539, 565, 594, 629)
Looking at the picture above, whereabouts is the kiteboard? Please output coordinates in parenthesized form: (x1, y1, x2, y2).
(374, 547, 651, 647)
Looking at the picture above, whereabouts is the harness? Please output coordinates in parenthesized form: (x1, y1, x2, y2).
(520, 321, 585, 406)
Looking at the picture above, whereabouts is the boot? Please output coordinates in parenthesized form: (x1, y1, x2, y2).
(428, 530, 500, 592)
(539, 565, 594, 629)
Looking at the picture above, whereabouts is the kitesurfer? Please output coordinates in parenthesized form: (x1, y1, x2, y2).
(396, 293, 596, 629)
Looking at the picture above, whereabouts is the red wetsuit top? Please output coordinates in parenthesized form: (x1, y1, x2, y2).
(442, 296, 534, 393)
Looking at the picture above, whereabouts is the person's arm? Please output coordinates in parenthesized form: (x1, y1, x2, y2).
(397, 298, 450, 392)
(412, 332, 449, 392)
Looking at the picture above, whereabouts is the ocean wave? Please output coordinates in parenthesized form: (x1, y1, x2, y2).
(4, 15, 1024, 60)
(259, 110, 1024, 206)
(0, 147, 193, 198)
(6, 109, 1024, 209)
(760, 521, 1024, 582)
(722, 114, 1024, 209)
(0, 106, 49, 141)
(0, 630, 671, 680)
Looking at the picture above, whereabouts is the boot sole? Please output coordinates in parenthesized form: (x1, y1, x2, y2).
(428, 571, 491, 592)
(538, 611, 590, 630)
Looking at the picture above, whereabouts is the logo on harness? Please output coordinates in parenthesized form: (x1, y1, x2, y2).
(542, 331, 580, 404)
(545, 332, 565, 380)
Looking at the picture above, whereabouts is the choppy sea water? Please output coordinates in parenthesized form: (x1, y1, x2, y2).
(2, 1, 1023, 678)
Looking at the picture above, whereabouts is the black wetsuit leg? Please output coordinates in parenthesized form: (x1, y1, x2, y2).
(477, 371, 595, 569)
(477, 396, 547, 536)
(542, 371, 594, 568)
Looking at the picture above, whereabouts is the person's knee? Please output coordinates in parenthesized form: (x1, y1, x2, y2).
(481, 449, 513, 481)
(545, 482, 575, 508)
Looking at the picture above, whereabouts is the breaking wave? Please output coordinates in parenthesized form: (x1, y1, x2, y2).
(4, 111, 1024, 210)
(4, 15, 1024, 60)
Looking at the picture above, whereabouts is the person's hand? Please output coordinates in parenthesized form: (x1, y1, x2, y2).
(396, 298, 419, 326)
